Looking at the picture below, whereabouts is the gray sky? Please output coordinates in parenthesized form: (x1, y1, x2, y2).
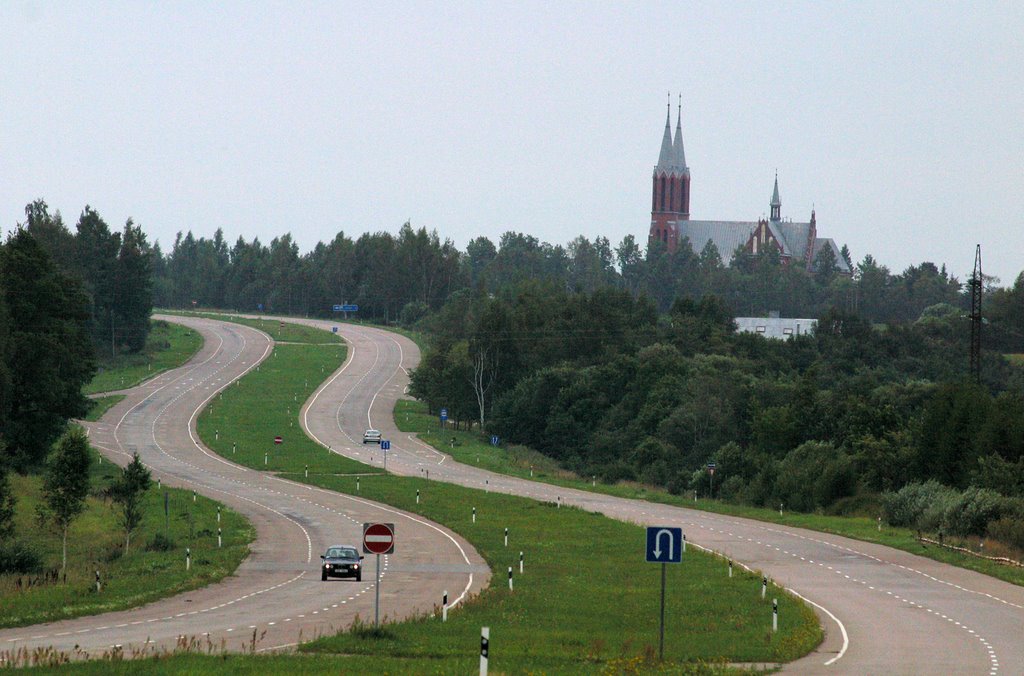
(2, 1, 1022, 284)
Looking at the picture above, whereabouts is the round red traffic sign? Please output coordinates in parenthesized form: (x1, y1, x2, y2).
(274, 436, 283, 445)
(362, 522, 395, 555)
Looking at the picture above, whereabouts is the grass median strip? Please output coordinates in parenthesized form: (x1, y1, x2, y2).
(82, 394, 126, 422)
(0, 449, 253, 630)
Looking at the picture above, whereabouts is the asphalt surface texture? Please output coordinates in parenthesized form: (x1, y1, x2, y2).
(0, 314, 487, 660)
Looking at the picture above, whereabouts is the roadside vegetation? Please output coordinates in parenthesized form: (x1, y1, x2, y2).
(0, 445, 252, 629)
(85, 320, 203, 394)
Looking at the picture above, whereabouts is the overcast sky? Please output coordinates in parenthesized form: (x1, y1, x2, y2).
(2, 2, 1022, 284)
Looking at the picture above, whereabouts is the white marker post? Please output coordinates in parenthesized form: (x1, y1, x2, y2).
(508, 566, 513, 591)
(519, 551, 524, 574)
(417, 489, 420, 504)
(218, 527, 222, 548)
(356, 477, 360, 493)
(682, 534, 686, 552)
(264, 452, 268, 465)
(95, 570, 101, 593)
(186, 547, 191, 571)
(480, 627, 489, 676)
(232, 442, 236, 454)
(472, 507, 476, 523)
(504, 528, 508, 547)
(762, 576, 767, 599)
(728, 560, 733, 578)
(192, 490, 196, 503)
(305, 464, 308, 479)
(773, 598, 778, 632)
(442, 590, 448, 622)
(217, 506, 221, 523)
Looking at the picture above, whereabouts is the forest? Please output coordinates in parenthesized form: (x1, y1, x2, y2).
(3, 198, 1024, 558)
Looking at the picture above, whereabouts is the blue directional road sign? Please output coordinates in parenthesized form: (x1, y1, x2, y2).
(646, 526, 683, 563)
(490, 435, 500, 446)
(440, 408, 448, 422)
(332, 304, 343, 312)
(381, 440, 391, 451)
(342, 304, 359, 312)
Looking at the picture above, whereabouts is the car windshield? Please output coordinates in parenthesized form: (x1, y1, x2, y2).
(365, 430, 379, 435)
(326, 547, 358, 559)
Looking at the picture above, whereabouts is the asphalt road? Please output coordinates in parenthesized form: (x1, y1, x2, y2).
(0, 315, 487, 659)
(288, 316, 1021, 676)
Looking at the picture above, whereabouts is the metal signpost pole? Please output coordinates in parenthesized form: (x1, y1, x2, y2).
(659, 561, 666, 661)
(646, 526, 682, 662)
(375, 553, 381, 627)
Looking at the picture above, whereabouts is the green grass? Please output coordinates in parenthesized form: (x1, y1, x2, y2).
(166, 310, 343, 345)
(396, 399, 1024, 588)
(85, 320, 203, 395)
(0, 448, 254, 629)
(82, 394, 126, 422)
(189, 317, 821, 671)
(1006, 354, 1024, 366)
(196, 342, 375, 477)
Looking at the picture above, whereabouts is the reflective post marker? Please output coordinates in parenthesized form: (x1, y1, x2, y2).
(472, 507, 476, 523)
(442, 590, 448, 622)
(232, 442, 236, 454)
(480, 627, 489, 676)
(504, 528, 508, 547)
(95, 570, 101, 593)
(508, 566, 513, 591)
(773, 598, 778, 632)
(192, 490, 196, 503)
(762, 576, 767, 599)
(186, 547, 191, 571)
(357, 477, 360, 493)
(729, 560, 733, 578)
(264, 452, 268, 465)
(217, 506, 221, 523)
(416, 489, 420, 504)
(218, 527, 222, 548)
(305, 464, 308, 479)
(519, 551, 524, 574)
(682, 534, 686, 553)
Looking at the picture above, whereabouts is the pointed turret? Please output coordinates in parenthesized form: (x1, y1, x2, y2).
(770, 173, 781, 221)
(656, 96, 673, 171)
(672, 96, 687, 172)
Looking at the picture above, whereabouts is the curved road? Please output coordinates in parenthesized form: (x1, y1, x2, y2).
(292, 315, 1021, 676)
(0, 315, 487, 658)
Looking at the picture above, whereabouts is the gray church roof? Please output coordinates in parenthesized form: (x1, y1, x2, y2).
(673, 105, 688, 171)
(680, 220, 757, 263)
(770, 175, 781, 208)
(656, 103, 674, 171)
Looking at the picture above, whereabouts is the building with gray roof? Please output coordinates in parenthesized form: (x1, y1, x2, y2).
(648, 101, 850, 276)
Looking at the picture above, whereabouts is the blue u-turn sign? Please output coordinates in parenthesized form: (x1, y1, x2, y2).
(646, 526, 683, 563)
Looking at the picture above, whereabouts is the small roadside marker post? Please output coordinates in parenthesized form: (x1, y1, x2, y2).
(218, 528, 222, 548)
(264, 452, 268, 465)
(95, 570, 101, 593)
(472, 507, 476, 523)
(192, 490, 196, 503)
(217, 506, 221, 523)
(519, 551, 524, 574)
(729, 560, 733, 578)
(480, 627, 489, 676)
(357, 477, 360, 493)
(232, 442, 236, 454)
(682, 534, 686, 552)
(508, 566, 513, 591)
(773, 598, 778, 632)
(305, 464, 308, 478)
(442, 590, 448, 622)
(416, 489, 420, 504)
(646, 526, 682, 661)
(504, 528, 508, 547)
(186, 548, 191, 571)
(762, 576, 767, 599)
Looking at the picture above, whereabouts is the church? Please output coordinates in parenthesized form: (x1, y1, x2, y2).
(648, 101, 851, 275)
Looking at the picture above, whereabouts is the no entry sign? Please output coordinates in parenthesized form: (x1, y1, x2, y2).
(362, 522, 395, 555)
(274, 436, 283, 445)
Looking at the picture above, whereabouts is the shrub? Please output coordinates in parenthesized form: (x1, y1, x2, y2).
(940, 487, 1003, 537)
(773, 442, 856, 512)
(882, 480, 956, 528)
(987, 517, 1024, 551)
(146, 532, 176, 552)
(0, 542, 43, 574)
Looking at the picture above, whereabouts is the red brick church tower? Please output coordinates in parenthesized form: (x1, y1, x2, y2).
(649, 96, 690, 253)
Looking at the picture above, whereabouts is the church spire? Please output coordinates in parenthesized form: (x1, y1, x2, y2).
(770, 172, 781, 221)
(672, 94, 687, 172)
(656, 93, 673, 171)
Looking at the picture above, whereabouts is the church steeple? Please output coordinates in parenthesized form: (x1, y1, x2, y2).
(673, 95, 687, 172)
(656, 95, 673, 171)
(770, 173, 781, 221)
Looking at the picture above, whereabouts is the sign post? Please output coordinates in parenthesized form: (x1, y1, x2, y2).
(706, 462, 716, 498)
(646, 526, 683, 661)
(363, 522, 395, 627)
(381, 440, 390, 471)
(440, 407, 448, 430)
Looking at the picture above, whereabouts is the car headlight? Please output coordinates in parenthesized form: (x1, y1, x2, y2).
(324, 564, 331, 569)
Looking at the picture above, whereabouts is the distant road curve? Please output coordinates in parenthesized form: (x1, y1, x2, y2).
(0, 314, 487, 658)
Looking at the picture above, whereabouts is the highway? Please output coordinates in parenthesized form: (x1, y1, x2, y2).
(0, 315, 487, 658)
(294, 315, 1021, 676)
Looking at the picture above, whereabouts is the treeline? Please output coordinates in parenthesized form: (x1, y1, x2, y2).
(23, 200, 154, 354)
(409, 280, 1024, 536)
(149, 223, 1009, 339)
